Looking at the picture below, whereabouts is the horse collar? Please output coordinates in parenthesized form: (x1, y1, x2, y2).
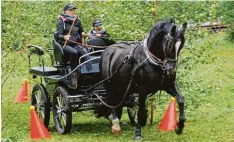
(141, 40, 165, 66)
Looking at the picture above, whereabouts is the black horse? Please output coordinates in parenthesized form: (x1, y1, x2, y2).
(97, 18, 187, 140)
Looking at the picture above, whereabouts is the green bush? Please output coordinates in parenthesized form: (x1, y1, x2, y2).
(218, 1, 234, 43)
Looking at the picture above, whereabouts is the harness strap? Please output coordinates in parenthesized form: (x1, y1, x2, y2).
(142, 40, 164, 66)
(86, 45, 150, 109)
(91, 56, 149, 109)
(85, 47, 136, 93)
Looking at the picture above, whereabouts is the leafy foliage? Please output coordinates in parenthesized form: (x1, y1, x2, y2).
(1, 1, 234, 141)
(218, 1, 234, 43)
(2, 1, 231, 52)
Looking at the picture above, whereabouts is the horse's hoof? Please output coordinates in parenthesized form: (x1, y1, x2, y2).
(135, 136, 143, 141)
(112, 124, 121, 136)
(112, 128, 121, 136)
(175, 126, 183, 135)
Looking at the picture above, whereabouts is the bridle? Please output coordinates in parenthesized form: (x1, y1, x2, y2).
(141, 29, 178, 73)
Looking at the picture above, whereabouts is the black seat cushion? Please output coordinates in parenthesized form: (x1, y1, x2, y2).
(29, 67, 59, 76)
(88, 38, 115, 46)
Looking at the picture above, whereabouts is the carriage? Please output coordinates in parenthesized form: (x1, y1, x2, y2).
(28, 34, 138, 134)
(28, 18, 187, 140)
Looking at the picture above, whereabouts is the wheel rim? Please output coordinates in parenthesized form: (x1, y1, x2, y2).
(55, 93, 67, 130)
(34, 90, 45, 121)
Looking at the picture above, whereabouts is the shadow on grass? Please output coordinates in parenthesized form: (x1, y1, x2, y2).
(49, 119, 135, 135)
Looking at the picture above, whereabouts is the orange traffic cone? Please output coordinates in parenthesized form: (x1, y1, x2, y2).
(30, 106, 52, 140)
(159, 97, 177, 131)
(14, 79, 29, 103)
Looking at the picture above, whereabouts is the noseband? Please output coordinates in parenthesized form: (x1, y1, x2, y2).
(162, 33, 177, 62)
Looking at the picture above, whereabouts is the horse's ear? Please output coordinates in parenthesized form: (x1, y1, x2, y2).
(181, 22, 187, 34)
(168, 17, 175, 23)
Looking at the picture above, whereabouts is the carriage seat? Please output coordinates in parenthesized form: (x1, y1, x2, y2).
(87, 37, 115, 52)
(53, 32, 101, 74)
(28, 45, 59, 76)
(87, 38, 110, 46)
(53, 32, 70, 67)
(30, 67, 59, 76)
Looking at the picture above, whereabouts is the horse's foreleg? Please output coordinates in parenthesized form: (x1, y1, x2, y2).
(109, 89, 122, 136)
(166, 81, 185, 134)
(135, 93, 147, 140)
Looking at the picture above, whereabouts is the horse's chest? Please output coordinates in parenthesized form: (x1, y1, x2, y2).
(118, 63, 132, 78)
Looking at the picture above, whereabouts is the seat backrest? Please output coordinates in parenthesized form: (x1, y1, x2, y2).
(53, 32, 64, 64)
(87, 38, 109, 46)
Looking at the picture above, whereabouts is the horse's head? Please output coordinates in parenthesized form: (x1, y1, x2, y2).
(164, 22, 187, 76)
(144, 18, 187, 76)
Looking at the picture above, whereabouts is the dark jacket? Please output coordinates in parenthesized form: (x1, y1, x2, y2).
(88, 28, 110, 39)
(57, 13, 84, 46)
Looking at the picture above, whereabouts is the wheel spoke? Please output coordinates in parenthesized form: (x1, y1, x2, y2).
(39, 94, 44, 105)
(56, 104, 60, 110)
(61, 107, 66, 112)
(40, 105, 44, 110)
(55, 113, 60, 119)
(37, 109, 41, 118)
(61, 112, 66, 126)
(40, 109, 45, 120)
(57, 95, 61, 108)
(35, 93, 40, 104)
(59, 113, 65, 128)
(61, 97, 65, 107)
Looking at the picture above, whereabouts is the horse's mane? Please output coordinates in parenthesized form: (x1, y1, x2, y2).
(146, 18, 176, 49)
(146, 21, 167, 48)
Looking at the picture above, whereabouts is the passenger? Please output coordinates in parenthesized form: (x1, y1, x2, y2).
(57, 3, 92, 87)
(88, 19, 115, 46)
(89, 19, 110, 39)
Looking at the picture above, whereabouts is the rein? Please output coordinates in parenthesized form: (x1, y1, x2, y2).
(67, 39, 108, 49)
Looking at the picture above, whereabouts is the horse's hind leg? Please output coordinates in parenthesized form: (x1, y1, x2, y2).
(166, 81, 186, 134)
(107, 88, 123, 136)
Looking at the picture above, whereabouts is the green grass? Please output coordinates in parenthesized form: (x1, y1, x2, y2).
(1, 33, 234, 142)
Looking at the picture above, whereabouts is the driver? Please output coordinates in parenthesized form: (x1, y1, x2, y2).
(57, 3, 92, 87)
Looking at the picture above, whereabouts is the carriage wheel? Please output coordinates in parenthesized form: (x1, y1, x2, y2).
(31, 84, 50, 128)
(53, 86, 72, 134)
(127, 94, 139, 126)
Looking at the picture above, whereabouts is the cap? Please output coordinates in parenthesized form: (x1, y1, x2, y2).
(64, 3, 77, 11)
(93, 19, 103, 27)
